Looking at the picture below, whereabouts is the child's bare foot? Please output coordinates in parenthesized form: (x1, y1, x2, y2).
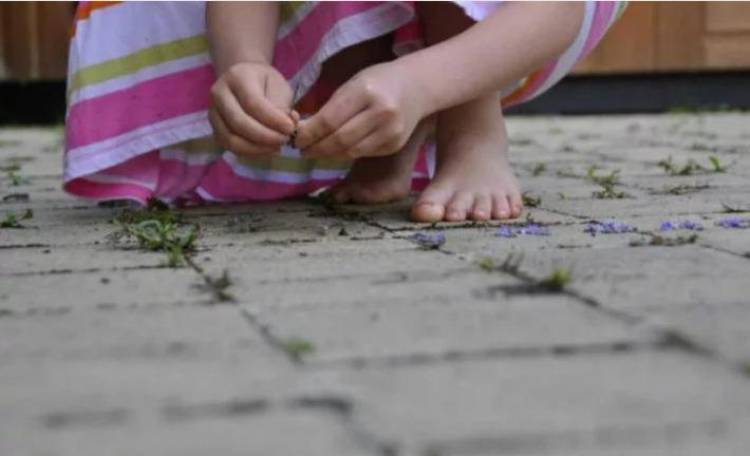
(411, 96, 523, 222)
(329, 118, 433, 204)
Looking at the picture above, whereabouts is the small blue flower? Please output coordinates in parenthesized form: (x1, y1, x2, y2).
(678, 220, 703, 231)
(517, 224, 550, 236)
(409, 231, 446, 249)
(584, 219, 637, 236)
(496, 225, 514, 238)
(659, 221, 676, 232)
(659, 220, 703, 232)
(495, 223, 550, 238)
(716, 217, 750, 229)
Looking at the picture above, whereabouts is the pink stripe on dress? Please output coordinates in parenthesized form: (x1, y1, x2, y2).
(64, 179, 155, 204)
(273, 2, 385, 78)
(199, 158, 339, 201)
(579, 1, 616, 59)
(66, 65, 214, 150)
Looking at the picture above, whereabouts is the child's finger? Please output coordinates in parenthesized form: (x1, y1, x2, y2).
(266, 75, 294, 113)
(229, 77, 295, 136)
(214, 93, 289, 146)
(209, 109, 279, 157)
(341, 128, 396, 159)
(302, 109, 380, 157)
(295, 89, 368, 150)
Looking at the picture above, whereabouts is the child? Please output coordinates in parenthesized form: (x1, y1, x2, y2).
(65, 1, 625, 222)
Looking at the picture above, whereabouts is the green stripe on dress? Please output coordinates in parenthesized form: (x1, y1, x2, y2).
(69, 35, 209, 93)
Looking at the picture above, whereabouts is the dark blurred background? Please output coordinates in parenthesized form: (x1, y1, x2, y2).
(1, 1, 749, 124)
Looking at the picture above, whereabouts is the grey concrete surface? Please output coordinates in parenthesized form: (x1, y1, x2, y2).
(1, 113, 750, 455)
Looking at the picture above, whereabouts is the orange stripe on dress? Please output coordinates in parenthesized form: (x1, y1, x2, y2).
(71, 1, 122, 37)
(501, 69, 547, 108)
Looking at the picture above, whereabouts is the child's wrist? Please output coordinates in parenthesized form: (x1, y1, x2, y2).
(214, 54, 272, 76)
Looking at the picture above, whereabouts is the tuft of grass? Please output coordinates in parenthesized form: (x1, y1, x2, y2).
(522, 193, 541, 208)
(0, 208, 32, 228)
(197, 269, 235, 303)
(708, 155, 727, 173)
(6, 168, 29, 187)
(629, 234, 699, 247)
(538, 267, 571, 291)
(109, 202, 197, 267)
(477, 257, 497, 272)
(658, 155, 728, 176)
(531, 163, 546, 176)
(654, 183, 711, 196)
(587, 167, 628, 199)
(282, 338, 315, 359)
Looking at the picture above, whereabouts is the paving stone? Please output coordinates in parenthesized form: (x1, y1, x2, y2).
(226, 265, 485, 310)
(0, 409, 374, 456)
(0, 305, 277, 365)
(646, 301, 750, 365)
(322, 352, 750, 455)
(250, 292, 653, 364)
(200, 239, 471, 285)
(0, 267, 207, 313)
(0, 245, 167, 275)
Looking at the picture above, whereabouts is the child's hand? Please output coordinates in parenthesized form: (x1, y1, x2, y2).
(294, 62, 426, 159)
(209, 62, 296, 157)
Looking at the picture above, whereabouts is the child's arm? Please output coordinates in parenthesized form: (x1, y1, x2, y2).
(296, 2, 583, 157)
(206, 2, 295, 157)
(402, 2, 585, 115)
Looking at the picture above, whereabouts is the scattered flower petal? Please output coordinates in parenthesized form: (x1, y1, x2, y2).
(584, 219, 637, 236)
(495, 223, 550, 238)
(409, 231, 446, 249)
(659, 220, 703, 232)
(496, 226, 514, 238)
(716, 217, 750, 229)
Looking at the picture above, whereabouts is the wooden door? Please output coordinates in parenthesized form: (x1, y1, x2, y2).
(575, 1, 750, 74)
(0, 1, 75, 80)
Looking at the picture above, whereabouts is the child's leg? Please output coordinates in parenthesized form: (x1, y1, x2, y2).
(410, 2, 522, 222)
(320, 36, 431, 204)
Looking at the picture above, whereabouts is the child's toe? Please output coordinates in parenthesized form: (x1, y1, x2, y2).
(492, 194, 511, 219)
(445, 192, 473, 222)
(508, 192, 524, 218)
(471, 194, 492, 221)
(411, 185, 452, 222)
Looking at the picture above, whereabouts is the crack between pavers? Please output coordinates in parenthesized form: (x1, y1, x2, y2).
(0, 299, 217, 320)
(307, 339, 659, 370)
(239, 307, 304, 365)
(1, 264, 170, 278)
(698, 242, 750, 263)
(421, 418, 728, 456)
(39, 393, 396, 455)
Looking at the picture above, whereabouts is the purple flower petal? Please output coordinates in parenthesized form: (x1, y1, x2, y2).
(584, 219, 637, 236)
(678, 220, 703, 231)
(409, 232, 446, 248)
(659, 221, 675, 232)
(717, 217, 750, 229)
(660, 220, 703, 232)
(496, 226, 515, 238)
(496, 223, 550, 238)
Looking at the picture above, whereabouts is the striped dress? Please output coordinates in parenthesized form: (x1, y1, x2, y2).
(64, 1, 627, 205)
